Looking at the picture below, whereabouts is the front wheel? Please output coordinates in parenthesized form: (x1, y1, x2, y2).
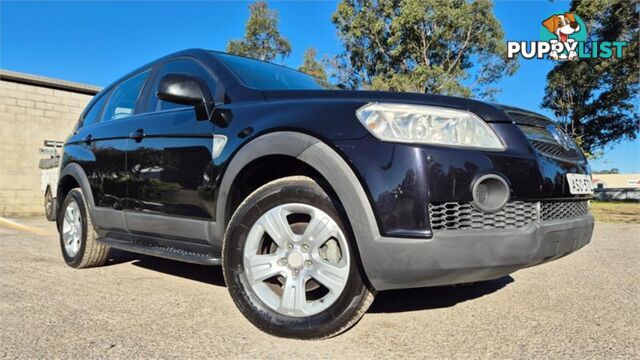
(222, 176, 375, 339)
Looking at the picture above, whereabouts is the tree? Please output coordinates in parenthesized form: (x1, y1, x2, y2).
(330, 0, 517, 98)
(298, 48, 328, 81)
(541, 0, 639, 155)
(226, 1, 292, 61)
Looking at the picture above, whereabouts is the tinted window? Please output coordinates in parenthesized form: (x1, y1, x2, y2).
(81, 90, 110, 127)
(216, 53, 334, 90)
(147, 58, 217, 112)
(102, 70, 150, 121)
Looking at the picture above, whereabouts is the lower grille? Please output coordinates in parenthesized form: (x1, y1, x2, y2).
(541, 200, 590, 221)
(429, 201, 537, 230)
(429, 200, 589, 231)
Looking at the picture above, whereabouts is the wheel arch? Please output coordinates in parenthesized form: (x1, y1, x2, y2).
(57, 163, 95, 220)
(223, 154, 326, 227)
(216, 131, 382, 288)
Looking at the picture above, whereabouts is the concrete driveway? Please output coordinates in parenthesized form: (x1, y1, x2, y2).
(1, 217, 638, 358)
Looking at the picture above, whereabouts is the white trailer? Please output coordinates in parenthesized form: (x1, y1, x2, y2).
(39, 140, 62, 221)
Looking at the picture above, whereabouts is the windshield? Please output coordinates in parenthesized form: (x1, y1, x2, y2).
(215, 53, 335, 90)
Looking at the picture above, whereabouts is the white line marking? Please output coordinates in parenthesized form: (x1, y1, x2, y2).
(0, 217, 49, 236)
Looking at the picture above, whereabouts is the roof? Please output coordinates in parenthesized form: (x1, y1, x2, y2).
(0, 69, 101, 95)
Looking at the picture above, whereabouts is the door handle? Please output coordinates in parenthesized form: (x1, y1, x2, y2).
(129, 129, 145, 142)
(83, 134, 94, 145)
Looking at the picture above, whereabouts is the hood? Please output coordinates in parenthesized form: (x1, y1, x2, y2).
(261, 89, 514, 123)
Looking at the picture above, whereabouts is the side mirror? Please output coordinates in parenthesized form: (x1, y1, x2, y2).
(157, 73, 213, 120)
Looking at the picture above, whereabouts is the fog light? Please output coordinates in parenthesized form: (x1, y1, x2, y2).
(472, 175, 510, 212)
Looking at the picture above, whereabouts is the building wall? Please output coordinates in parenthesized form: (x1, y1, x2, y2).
(0, 79, 94, 216)
(592, 174, 640, 189)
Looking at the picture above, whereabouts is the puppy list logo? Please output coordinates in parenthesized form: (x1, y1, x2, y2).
(507, 12, 628, 61)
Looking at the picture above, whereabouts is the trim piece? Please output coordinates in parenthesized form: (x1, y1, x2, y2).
(212, 134, 227, 159)
(124, 211, 211, 244)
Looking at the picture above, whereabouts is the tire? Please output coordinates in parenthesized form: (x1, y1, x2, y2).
(44, 187, 56, 221)
(222, 176, 375, 339)
(58, 188, 110, 268)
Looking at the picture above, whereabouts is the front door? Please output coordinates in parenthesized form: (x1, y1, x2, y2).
(124, 58, 219, 242)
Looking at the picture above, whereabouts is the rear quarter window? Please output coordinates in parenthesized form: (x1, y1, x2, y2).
(81, 91, 110, 128)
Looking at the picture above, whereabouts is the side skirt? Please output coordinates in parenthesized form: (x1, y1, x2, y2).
(97, 232, 221, 266)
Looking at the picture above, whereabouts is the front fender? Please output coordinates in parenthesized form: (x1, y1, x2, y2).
(214, 131, 394, 289)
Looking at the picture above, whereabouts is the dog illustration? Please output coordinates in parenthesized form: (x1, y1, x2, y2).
(542, 13, 581, 60)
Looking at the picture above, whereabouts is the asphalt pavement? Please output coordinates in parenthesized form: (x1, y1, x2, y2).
(1, 217, 638, 359)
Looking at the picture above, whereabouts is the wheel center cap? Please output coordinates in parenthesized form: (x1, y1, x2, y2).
(287, 251, 304, 268)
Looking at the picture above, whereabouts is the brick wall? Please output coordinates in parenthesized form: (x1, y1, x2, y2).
(0, 77, 95, 216)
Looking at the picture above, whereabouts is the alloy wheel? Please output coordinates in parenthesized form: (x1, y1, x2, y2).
(243, 203, 350, 317)
(62, 200, 82, 258)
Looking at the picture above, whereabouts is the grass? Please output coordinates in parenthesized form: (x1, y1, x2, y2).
(590, 201, 640, 224)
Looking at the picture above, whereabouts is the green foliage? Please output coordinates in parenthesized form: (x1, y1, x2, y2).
(541, 0, 639, 154)
(330, 0, 518, 98)
(226, 1, 292, 61)
(299, 48, 328, 81)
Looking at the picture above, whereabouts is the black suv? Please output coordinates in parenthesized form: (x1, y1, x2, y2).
(57, 49, 594, 339)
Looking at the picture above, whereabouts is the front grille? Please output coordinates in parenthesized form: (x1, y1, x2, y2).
(506, 111, 552, 127)
(530, 140, 582, 161)
(429, 200, 589, 231)
(541, 200, 590, 221)
(506, 110, 584, 163)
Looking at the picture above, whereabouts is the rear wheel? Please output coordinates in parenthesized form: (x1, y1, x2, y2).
(44, 187, 56, 221)
(223, 176, 375, 339)
(59, 188, 110, 268)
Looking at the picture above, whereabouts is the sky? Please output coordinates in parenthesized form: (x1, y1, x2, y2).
(1, 0, 638, 172)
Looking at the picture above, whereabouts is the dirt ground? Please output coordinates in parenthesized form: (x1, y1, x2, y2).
(1, 217, 638, 359)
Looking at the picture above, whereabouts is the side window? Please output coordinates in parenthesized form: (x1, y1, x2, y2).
(81, 90, 111, 127)
(102, 70, 151, 121)
(147, 58, 217, 112)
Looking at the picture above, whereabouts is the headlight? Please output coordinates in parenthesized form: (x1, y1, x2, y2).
(356, 103, 505, 150)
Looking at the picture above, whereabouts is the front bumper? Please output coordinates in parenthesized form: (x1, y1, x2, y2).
(335, 131, 591, 238)
(363, 215, 594, 290)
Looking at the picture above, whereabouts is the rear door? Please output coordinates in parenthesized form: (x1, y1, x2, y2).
(70, 69, 151, 231)
(123, 57, 218, 242)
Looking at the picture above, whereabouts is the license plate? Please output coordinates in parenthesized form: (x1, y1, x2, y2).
(566, 173, 593, 195)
